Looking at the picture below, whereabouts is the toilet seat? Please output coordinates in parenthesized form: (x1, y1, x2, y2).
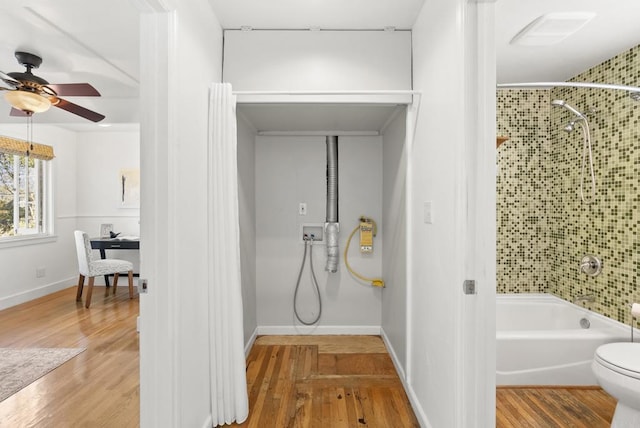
(594, 343, 640, 380)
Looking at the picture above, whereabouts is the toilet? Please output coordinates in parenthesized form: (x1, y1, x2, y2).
(592, 342, 640, 427)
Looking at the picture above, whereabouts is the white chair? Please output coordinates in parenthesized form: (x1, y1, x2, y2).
(74, 230, 134, 308)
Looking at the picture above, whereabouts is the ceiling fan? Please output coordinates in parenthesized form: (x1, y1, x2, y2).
(0, 51, 105, 122)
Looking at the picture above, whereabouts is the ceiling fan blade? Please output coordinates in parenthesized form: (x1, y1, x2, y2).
(0, 70, 20, 89)
(46, 83, 100, 97)
(54, 98, 105, 122)
(10, 107, 30, 117)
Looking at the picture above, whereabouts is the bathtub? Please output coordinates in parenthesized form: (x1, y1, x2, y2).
(496, 293, 631, 385)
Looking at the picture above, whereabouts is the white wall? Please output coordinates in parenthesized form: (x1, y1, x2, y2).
(410, 1, 466, 421)
(408, 1, 495, 426)
(237, 115, 257, 346)
(75, 131, 140, 283)
(223, 30, 412, 91)
(138, 1, 225, 427)
(0, 127, 141, 300)
(255, 135, 383, 331)
(172, 5, 224, 427)
(0, 124, 78, 309)
(380, 108, 408, 371)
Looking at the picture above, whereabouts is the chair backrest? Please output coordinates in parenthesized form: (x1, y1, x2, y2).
(74, 230, 93, 276)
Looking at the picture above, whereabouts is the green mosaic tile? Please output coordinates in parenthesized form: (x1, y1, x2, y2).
(497, 44, 640, 326)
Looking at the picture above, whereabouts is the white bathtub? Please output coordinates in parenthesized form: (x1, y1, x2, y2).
(497, 293, 631, 385)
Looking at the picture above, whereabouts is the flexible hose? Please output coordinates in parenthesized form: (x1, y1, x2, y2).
(293, 238, 322, 325)
(577, 120, 596, 203)
(343, 222, 385, 288)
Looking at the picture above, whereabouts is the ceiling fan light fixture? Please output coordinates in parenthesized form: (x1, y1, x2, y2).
(4, 90, 51, 113)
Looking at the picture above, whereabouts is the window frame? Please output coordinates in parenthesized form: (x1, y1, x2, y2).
(0, 150, 54, 246)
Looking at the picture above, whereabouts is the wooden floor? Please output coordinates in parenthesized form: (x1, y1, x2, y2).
(497, 386, 616, 427)
(0, 286, 139, 427)
(227, 335, 420, 427)
(0, 288, 618, 428)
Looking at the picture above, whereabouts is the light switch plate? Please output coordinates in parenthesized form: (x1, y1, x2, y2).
(424, 201, 433, 224)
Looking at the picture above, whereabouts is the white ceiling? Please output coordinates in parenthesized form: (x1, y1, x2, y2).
(0, 0, 139, 131)
(207, 0, 425, 30)
(496, 0, 640, 84)
(0, 0, 637, 131)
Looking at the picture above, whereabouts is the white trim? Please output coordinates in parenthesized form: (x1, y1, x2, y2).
(65, 214, 140, 219)
(256, 325, 381, 336)
(381, 327, 431, 428)
(0, 234, 57, 249)
(244, 327, 258, 358)
(257, 130, 380, 137)
(474, 2, 497, 427)
(234, 90, 418, 105)
(380, 327, 405, 381)
(0, 279, 74, 310)
(233, 90, 421, 95)
(404, 90, 419, 387)
(137, 3, 178, 428)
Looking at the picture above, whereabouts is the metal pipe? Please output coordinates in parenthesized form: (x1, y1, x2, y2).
(325, 136, 339, 273)
(326, 136, 338, 223)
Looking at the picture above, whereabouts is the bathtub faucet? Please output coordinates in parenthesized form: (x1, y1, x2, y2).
(573, 294, 596, 305)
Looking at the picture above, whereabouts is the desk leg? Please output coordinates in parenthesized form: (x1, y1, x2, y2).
(99, 248, 110, 287)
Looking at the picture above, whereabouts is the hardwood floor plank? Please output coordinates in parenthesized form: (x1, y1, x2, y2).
(255, 335, 387, 354)
(1, 292, 618, 428)
(496, 387, 616, 428)
(318, 353, 396, 376)
(0, 286, 139, 427)
(229, 337, 419, 427)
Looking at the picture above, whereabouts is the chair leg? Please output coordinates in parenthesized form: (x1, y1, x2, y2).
(113, 273, 120, 295)
(85, 277, 95, 308)
(76, 275, 85, 301)
(128, 270, 134, 299)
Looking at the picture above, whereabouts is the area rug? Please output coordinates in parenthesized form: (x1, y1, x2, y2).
(0, 347, 85, 402)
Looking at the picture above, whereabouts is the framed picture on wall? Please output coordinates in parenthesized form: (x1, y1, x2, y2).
(100, 223, 113, 238)
(119, 168, 140, 208)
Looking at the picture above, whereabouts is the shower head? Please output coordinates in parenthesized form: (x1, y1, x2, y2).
(551, 99, 586, 120)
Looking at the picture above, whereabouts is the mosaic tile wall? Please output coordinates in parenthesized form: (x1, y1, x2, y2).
(497, 44, 640, 325)
(496, 90, 551, 294)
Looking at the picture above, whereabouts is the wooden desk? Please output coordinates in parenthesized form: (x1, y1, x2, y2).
(90, 238, 140, 286)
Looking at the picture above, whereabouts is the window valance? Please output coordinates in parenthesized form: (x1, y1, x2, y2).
(0, 135, 55, 160)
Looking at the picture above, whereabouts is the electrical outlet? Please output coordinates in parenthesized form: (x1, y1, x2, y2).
(36, 267, 46, 278)
(299, 202, 307, 216)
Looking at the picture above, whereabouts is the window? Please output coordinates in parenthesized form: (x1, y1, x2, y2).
(0, 136, 53, 240)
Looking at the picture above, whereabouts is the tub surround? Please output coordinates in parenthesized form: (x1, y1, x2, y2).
(497, 43, 640, 327)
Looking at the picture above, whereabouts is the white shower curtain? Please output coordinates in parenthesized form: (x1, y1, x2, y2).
(207, 83, 249, 425)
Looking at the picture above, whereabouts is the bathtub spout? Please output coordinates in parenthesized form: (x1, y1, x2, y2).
(573, 294, 596, 305)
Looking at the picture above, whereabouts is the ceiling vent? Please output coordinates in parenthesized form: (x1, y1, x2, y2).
(510, 12, 596, 46)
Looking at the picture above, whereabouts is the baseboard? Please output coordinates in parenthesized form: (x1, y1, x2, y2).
(0, 277, 75, 311)
(256, 325, 382, 336)
(380, 327, 431, 428)
(380, 327, 406, 380)
(245, 327, 258, 357)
